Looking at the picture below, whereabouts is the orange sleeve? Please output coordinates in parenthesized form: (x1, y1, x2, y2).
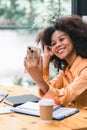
(37, 67, 64, 104)
(44, 67, 87, 106)
(43, 66, 50, 83)
(43, 67, 63, 88)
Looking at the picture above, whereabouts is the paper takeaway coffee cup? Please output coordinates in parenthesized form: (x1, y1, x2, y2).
(39, 98, 54, 123)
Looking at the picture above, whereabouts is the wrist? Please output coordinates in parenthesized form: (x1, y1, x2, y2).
(36, 80, 49, 94)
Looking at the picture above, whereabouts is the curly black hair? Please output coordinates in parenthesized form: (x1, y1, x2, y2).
(36, 15, 87, 71)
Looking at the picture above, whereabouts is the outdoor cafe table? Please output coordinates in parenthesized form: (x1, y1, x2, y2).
(0, 86, 87, 130)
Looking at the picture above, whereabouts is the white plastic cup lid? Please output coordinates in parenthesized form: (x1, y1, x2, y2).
(39, 98, 54, 106)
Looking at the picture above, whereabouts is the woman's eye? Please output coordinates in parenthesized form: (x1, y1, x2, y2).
(51, 42, 56, 46)
(59, 38, 65, 41)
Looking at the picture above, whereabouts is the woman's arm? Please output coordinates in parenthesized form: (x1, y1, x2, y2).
(43, 67, 87, 106)
(24, 46, 52, 94)
(24, 46, 63, 97)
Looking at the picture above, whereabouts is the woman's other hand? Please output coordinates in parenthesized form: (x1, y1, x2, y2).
(43, 45, 54, 68)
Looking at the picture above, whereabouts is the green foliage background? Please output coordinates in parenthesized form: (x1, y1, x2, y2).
(0, 0, 71, 29)
(0, 0, 43, 26)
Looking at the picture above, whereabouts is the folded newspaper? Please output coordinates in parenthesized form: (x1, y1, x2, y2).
(11, 101, 79, 120)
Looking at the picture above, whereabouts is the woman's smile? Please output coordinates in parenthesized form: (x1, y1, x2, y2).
(56, 47, 66, 54)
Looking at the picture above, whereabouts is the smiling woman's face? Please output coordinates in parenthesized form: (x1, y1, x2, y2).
(51, 30, 77, 63)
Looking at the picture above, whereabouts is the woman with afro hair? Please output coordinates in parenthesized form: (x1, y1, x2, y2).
(24, 15, 87, 108)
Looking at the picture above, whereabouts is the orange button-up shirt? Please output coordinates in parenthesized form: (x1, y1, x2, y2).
(38, 56, 87, 107)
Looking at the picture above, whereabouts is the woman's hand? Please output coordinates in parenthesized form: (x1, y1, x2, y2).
(43, 45, 54, 69)
(24, 47, 49, 93)
(24, 47, 43, 83)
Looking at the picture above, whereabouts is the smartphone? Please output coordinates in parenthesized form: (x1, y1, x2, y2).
(28, 46, 41, 59)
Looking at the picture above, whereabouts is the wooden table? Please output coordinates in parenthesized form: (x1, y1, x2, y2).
(0, 86, 87, 130)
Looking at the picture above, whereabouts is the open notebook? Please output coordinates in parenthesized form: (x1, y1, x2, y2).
(11, 101, 79, 120)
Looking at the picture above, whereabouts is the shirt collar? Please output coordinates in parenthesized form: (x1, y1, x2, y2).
(64, 56, 82, 75)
